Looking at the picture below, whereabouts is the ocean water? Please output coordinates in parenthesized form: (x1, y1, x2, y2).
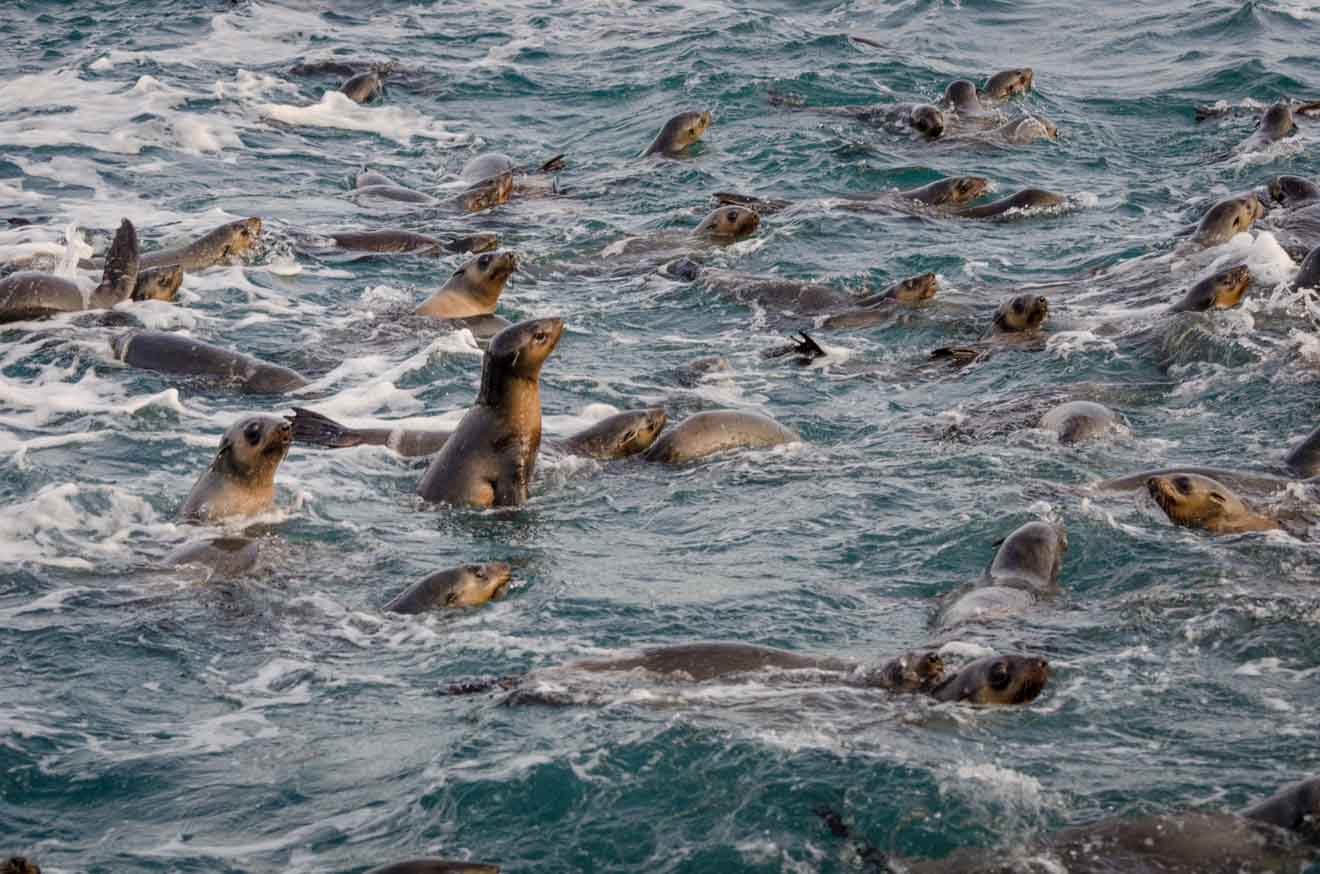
(4, 0, 1320, 871)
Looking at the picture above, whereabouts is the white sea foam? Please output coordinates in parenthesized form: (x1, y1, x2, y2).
(257, 91, 469, 146)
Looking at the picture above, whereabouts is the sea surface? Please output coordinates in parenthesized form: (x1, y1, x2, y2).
(3, 1, 1320, 872)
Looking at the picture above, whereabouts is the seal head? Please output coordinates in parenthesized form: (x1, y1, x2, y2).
(1268, 174, 1320, 207)
(385, 561, 514, 613)
(1193, 194, 1265, 247)
(883, 272, 938, 304)
(930, 654, 1050, 705)
(132, 265, 184, 302)
(561, 408, 668, 460)
(992, 294, 1049, 334)
(908, 104, 945, 138)
(643, 110, 712, 157)
(179, 415, 293, 522)
(900, 176, 989, 206)
(983, 68, 1034, 99)
(1171, 264, 1252, 312)
(943, 79, 986, 115)
(1147, 473, 1276, 533)
(694, 206, 761, 241)
(415, 250, 518, 319)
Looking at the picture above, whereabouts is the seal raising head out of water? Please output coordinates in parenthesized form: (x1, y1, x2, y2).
(416, 317, 565, 508)
(1171, 264, 1252, 312)
(414, 250, 517, 319)
(1147, 472, 1278, 534)
(179, 415, 293, 523)
(0, 218, 138, 323)
(992, 294, 1049, 333)
(384, 561, 513, 613)
(1192, 194, 1265, 247)
(643, 110, 712, 157)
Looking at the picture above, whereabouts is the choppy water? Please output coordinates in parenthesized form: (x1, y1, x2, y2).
(4, 0, 1320, 871)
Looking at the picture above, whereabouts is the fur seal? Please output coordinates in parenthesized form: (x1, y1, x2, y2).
(949, 189, 1064, 219)
(993, 294, 1049, 333)
(987, 115, 1059, 144)
(139, 218, 262, 272)
(329, 230, 499, 256)
(132, 265, 184, 302)
(0, 218, 138, 323)
(642, 410, 798, 464)
(1171, 264, 1251, 312)
(354, 169, 514, 213)
(365, 862, 500, 874)
(937, 521, 1067, 628)
(341, 64, 391, 103)
(1285, 423, 1320, 477)
(983, 68, 1034, 100)
(1291, 246, 1320, 291)
(768, 92, 946, 138)
(1, 860, 40, 874)
(942, 80, 991, 116)
(1191, 194, 1264, 247)
(1269, 174, 1320, 207)
(818, 273, 939, 329)
(179, 416, 293, 523)
(414, 250, 517, 319)
(694, 205, 761, 241)
(112, 331, 309, 394)
(289, 406, 667, 461)
(459, 152, 566, 187)
(1037, 400, 1123, 444)
(928, 654, 1050, 705)
(163, 537, 260, 577)
(1146, 473, 1278, 533)
(384, 561, 513, 613)
(898, 176, 990, 206)
(1236, 101, 1295, 152)
(1097, 466, 1290, 493)
(712, 176, 989, 214)
(416, 317, 564, 507)
(643, 110, 712, 157)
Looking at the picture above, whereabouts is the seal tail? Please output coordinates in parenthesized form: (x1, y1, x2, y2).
(96, 218, 140, 302)
(762, 332, 826, 364)
(441, 675, 522, 696)
(288, 407, 365, 449)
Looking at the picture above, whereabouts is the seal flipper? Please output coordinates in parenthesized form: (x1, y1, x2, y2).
(93, 218, 139, 306)
(763, 332, 826, 364)
(538, 153, 567, 173)
(288, 407, 365, 449)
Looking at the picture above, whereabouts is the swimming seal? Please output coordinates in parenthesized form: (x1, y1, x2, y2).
(1237, 101, 1295, 152)
(179, 415, 293, 523)
(642, 410, 798, 464)
(459, 152, 566, 191)
(414, 250, 517, 319)
(416, 317, 564, 507)
(993, 294, 1049, 333)
(693, 205, 761, 241)
(1191, 194, 1264, 247)
(384, 561, 513, 613)
(1146, 472, 1278, 533)
(942, 80, 990, 116)
(1170, 264, 1252, 312)
(949, 189, 1064, 219)
(1037, 400, 1123, 444)
(289, 406, 666, 461)
(982, 68, 1034, 100)
(364, 862, 500, 874)
(988, 115, 1059, 144)
(340, 64, 392, 103)
(643, 110, 712, 157)
(132, 265, 184, 302)
(937, 521, 1067, 628)
(712, 176, 988, 214)
(1269, 174, 1320, 207)
(329, 230, 499, 256)
(898, 176, 991, 206)
(354, 168, 514, 213)
(163, 537, 261, 577)
(818, 273, 940, 329)
(928, 654, 1050, 705)
(769, 92, 946, 139)
(1291, 247, 1320, 291)
(139, 218, 262, 271)
(112, 331, 310, 394)
(0, 218, 138, 323)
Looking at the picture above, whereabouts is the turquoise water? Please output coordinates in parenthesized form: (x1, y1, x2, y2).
(4, 0, 1320, 871)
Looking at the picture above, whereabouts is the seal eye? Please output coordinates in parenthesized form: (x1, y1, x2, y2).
(727, 210, 738, 222)
(1174, 476, 1192, 494)
(533, 330, 548, 343)
(473, 566, 487, 579)
(478, 254, 492, 269)
(989, 661, 1012, 690)
(1013, 300, 1025, 313)
(1208, 491, 1227, 506)
(244, 422, 263, 446)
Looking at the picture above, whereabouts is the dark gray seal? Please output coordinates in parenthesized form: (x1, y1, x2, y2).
(354, 168, 514, 213)
(459, 152, 566, 196)
(364, 862, 500, 874)
(642, 410, 798, 464)
(384, 561, 513, 613)
(1236, 101, 1295, 152)
(1291, 247, 1320, 291)
(1268, 174, 1320, 207)
(416, 317, 565, 507)
(328, 229, 499, 256)
(289, 406, 667, 461)
(0, 218, 138, 323)
(163, 537, 260, 577)
(1038, 400, 1123, 444)
(642, 110, 712, 157)
(927, 654, 1050, 706)
(139, 218, 262, 271)
(768, 92, 946, 139)
(936, 521, 1067, 628)
(1171, 264, 1252, 312)
(111, 331, 310, 394)
(993, 294, 1050, 333)
(949, 189, 1065, 219)
(179, 416, 293, 523)
(1191, 194, 1265, 247)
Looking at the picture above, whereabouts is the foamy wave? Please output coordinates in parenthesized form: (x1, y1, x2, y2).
(257, 92, 469, 146)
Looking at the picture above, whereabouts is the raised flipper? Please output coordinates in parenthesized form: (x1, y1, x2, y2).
(763, 331, 826, 363)
(96, 218, 140, 304)
(289, 407, 365, 449)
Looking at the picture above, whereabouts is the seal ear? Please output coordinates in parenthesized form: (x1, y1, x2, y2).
(1208, 491, 1228, 506)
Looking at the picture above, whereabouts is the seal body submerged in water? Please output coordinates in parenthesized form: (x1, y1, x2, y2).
(414, 250, 517, 319)
(138, 218, 262, 272)
(327, 229, 499, 256)
(712, 175, 990, 215)
(384, 561, 513, 613)
(642, 410, 798, 464)
(1146, 472, 1278, 534)
(937, 521, 1067, 628)
(642, 110, 712, 157)
(112, 331, 310, 394)
(354, 168, 514, 213)
(416, 317, 565, 507)
(1037, 400, 1124, 444)
(0, 218, 138, 323)
(1170, 264, 1252, 312)
(289, 406, 667, 461)
(179, 415, 293, 523)
(948, 189, 1064, 219)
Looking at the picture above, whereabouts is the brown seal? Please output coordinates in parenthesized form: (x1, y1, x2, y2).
(1, 859, 41, 874)
(993, 294, 1049, 334)
(139, 218, 262, 271)
(928, 654, 1050, 705)
(1192, 194, 1265, 247)
(132, 265, 184, 302)
(694, 205, 761, 241)
(340, 64, 392, 103)
(642, 410, 798, 464)
(897, 176, 990, 206)
(384, 561, 513, 613)
(414, 250, 517, 318)
(329, 230, 499, 256)
(179, 415, 293, 523)
(643, 110, 712, 157)
(0, 218, 138, 323)
(982, 68, 1034, 99)
(416, 317, 564, 507)
(557, 408, 668, 459)
(111, 331, 310, 394)
(1147, 472, 1278, 533)
(1171, 264, 1252, 312)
